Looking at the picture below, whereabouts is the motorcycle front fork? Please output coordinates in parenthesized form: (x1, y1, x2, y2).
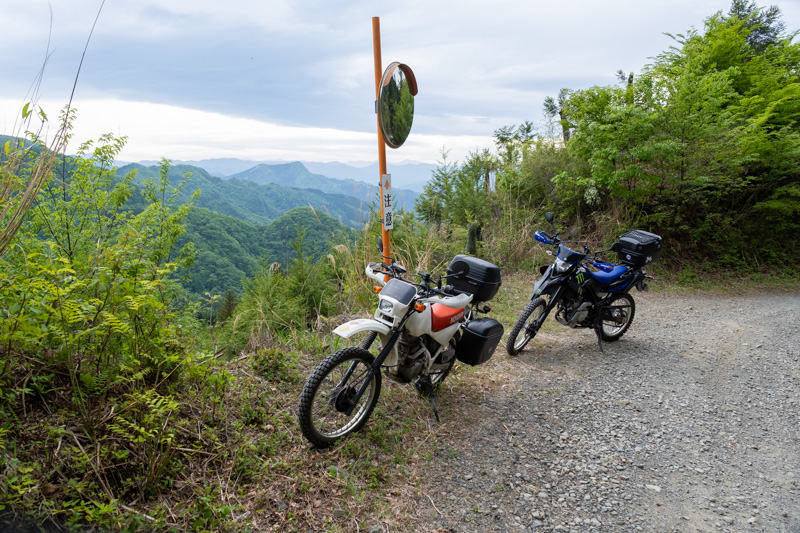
(360, 330, 378, 350)
(332, 330, 380, 414)
(526, 289, 561, 335)
(341, 327, 402, 416)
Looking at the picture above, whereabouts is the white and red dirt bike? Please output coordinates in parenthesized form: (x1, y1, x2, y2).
(297, 253, 503, 447)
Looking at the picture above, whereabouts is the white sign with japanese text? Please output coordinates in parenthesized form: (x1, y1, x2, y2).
(382, 174, 393, 230)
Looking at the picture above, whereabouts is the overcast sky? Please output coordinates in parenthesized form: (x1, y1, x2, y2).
(1, 0, 798, 165)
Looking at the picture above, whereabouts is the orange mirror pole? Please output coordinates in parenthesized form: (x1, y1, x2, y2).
(372, 17, 391, 268)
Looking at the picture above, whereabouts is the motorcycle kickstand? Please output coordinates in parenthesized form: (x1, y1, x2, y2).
(594, 327, 604, 352)
(591, 300, 605, 352)
(593, 314, 604, 352)
(415, 377, 441, 423)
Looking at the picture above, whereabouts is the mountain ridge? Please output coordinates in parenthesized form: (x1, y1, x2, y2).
(117, 162, 369, 229)
(124, 157, 435, 194)
(227, 162, 419, 210)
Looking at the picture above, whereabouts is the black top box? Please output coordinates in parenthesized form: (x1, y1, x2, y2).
(612, 230, 663, 268)
(446, 255, 502, 302)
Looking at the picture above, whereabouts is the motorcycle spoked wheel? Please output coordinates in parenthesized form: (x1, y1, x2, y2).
(505, 297, 547, 356)
(600, 293, 635, 341)
(297, 347, 381, 447)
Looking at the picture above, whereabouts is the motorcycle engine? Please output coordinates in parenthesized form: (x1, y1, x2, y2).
(390, 333, 452, 382)
(391, 333, 426, 382)
(556, 297, 594, 328)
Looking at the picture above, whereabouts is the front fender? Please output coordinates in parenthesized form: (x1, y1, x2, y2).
(333, 318, 391, 339)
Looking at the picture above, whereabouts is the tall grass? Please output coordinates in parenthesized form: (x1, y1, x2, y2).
(0, 106, 74, 256)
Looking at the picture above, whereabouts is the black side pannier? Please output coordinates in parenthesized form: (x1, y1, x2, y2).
(612, 230, 662, 268)
(455, 318, 504, 366)
(446, 255, 502, 302)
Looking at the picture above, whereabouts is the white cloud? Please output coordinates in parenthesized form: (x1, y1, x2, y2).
(0, 97, 487, 164)
(2, 0, 799, 166)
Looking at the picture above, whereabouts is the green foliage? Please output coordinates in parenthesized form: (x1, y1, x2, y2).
(189, 485, 235, 532)
(507, 139, 577, 211)
(409, 1, 799, 270)
(3, 3, 799, 530)
(416, 147, 497, 230)
(215, 290, 237, 324)
(252, 348, 300, 383)
(0, 134, 205, 530)
(450, 148, 495, 227)
(178, 205, 357, 298)
(106, 389, 180, 500)
(1, 139, 197, 416)
(466, 222, 479, 255)
(726, 0, 787, 52)
(224, 230, 339, 353)
(415, 149, 458, 227)
(547, 2, 800, 265)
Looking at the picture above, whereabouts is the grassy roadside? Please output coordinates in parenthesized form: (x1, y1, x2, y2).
(1, 269, 796, 532)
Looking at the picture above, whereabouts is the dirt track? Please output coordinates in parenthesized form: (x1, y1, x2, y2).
(419, 291, 800, 532)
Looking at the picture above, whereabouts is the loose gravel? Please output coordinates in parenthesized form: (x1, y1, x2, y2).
(419, 291, 800, 532)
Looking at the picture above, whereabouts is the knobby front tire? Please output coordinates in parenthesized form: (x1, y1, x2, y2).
(297, 347, 381, 447)
(505, 297, 547, 355)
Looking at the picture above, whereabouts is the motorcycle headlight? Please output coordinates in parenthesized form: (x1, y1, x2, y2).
(378, 299, 394, 314)
(554, 257, 571, 273)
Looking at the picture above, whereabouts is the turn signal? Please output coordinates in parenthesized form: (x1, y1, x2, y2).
(373, 286, 382, 293)
(414, 302, 426, 312)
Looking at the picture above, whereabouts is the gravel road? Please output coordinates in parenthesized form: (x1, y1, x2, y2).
(419, 291, 800, 532)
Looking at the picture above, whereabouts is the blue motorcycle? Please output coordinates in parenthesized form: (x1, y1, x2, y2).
(505, 212, 662, 354)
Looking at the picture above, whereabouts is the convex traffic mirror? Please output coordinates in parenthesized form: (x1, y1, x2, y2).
(378, 62, 418, 148)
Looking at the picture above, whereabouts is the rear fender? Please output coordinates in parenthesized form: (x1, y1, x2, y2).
(632, 269, 650, 291)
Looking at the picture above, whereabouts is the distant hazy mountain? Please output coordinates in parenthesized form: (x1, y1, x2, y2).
(117, 162, 368, 229)
(301, 161, 436, 192)
(132, 158, 280, 177)
(129, 158, 436, 193)
(227, 161, 418, 210)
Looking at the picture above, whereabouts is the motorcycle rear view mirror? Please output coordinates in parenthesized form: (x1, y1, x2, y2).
(377, 236, 384, 253)
(544, 211, 557, 232)
(378, 62, 418, 148)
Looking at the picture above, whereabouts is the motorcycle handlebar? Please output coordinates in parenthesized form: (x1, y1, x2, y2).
(442, 284, 470, 296)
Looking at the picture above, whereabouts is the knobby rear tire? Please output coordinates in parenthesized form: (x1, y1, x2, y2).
(600, 293, 635, 341)
(505, 297, 547, 355)
(297, 347, 381, 447)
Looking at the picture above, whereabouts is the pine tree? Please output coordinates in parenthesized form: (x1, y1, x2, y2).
(216, 290, 238, 324)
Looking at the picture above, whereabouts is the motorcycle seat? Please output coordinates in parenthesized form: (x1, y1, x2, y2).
(586, 264, 629, 283)
(431, 303, 466, 332)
